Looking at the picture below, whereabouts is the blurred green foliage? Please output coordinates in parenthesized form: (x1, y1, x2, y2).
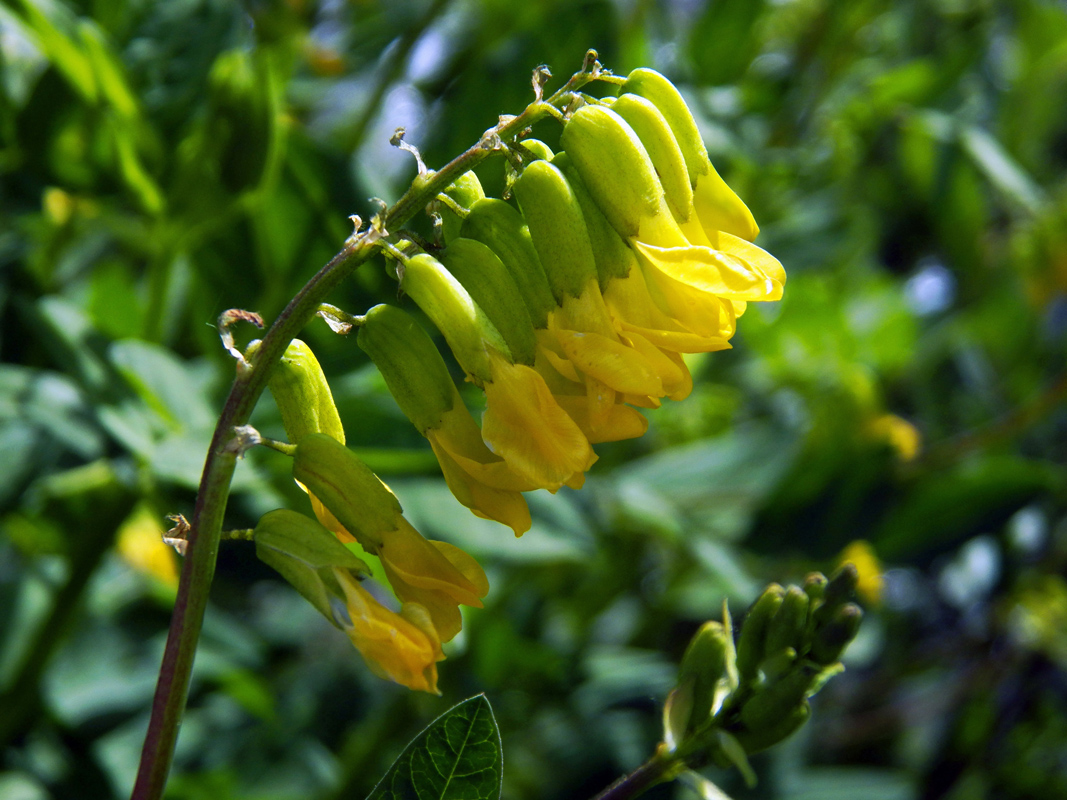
(1, 1, 1066, 799)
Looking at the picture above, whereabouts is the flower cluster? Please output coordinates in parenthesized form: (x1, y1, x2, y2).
(374, 68, 784, 535)
(252, 338, 488, 693)
(249, 67, 784, 693)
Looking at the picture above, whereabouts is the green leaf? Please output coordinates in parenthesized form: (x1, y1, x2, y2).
(365, 694, 502, 800)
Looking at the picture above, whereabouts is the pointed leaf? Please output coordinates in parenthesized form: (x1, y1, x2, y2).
(365, 694, 502, 800)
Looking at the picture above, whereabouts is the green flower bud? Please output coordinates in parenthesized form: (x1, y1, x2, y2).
(620, 68, 759, 241)
(440, 238, 538, 366)
(292, 433, 402, 552)
(251, 338, 344, 445)
(610, 93, 694, 221)
(813, 563, 860, 627)
(764, 585, 810, 657)
(810, 603, 864, 665)
(518, 138, 554, 161)
(803, 571, 828, 604)
(399, 252, 510, 383)
(559, 104, 663, 238)
(439, 171, 485, 244)
(460, 198, 557, 328)
(678, 621, 732, 732)
(512, 159, 599, 300)
(254, 508, 370, 625)
(738, 663, 819, 734)
(733, 701, 811, 755)
(551, 151, 636, 286)
(759, 647, 797, 682)
(355, 304, 456, 433)
(736, 583, 784, 682)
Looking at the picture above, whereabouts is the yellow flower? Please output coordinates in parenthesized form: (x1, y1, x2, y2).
(357, 304, 534, 534)
(377, 516, 489, 642)
(116, 505, 178, 589)
(838, 540, 884, 606)
(559, 103, 785, 342)
(400, 252, 597, 492)
(293, 433, 489, 643)
(333, 568, 443, 694)
(869, 413, 922, 462)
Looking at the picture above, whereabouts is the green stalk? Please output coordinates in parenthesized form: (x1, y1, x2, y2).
(129, 60, 607, 800)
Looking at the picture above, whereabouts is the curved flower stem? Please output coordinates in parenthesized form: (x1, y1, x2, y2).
(129, 59, 610, 800)
(590, 747, 682, 800)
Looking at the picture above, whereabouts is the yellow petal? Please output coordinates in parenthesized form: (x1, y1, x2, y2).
(431, 540, 491, 598)
(481, 355, 596, 491)
(379, 518, 487, 642)
(619, 321, 732, 353)
(554, 395, 649, 443)
(432, 403, 537, 492)
(623, 393, 662, 409)
(334, 570, 443, 694)
(586, 376, 615, 429)
(638, 262, 736, 339)
(539, 340, 583, 383)
(716, 232, 786, 286)
(633, 240, 783, 302)
(429, 435, 532, 536)
(693, 168, 760, 242)
(619, 329, 690, 399)
(555, 329, 664, 396)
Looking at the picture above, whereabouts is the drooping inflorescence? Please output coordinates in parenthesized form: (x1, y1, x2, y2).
(245, 65, 786, 692)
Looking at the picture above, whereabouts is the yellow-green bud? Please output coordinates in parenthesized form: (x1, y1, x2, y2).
(621, 68, 709, 186)
(736, 583, 784, 682)
(559, 104, 663, 238)
(678, 621, 732, 732)
(460, 198, 557, 328)
(620, 68, 759, 241)
(518, 138, 554, 161)
(399, 252, 510, 382)
(439, 171, 485, 244)
(764, 585, 810, 657)
(292, 433, 402, 552)
(512, 159, 599, 301)
(439, 238, 538, 366)
(355, 304, 456, 434)
(250, 338, 344, 445)
(551, 151, 636, 286)
(610, 93, 694, 221)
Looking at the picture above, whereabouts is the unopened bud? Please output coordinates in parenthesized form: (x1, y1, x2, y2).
(736, 583, 784, 682)
(763, 585, 809, 658)
(356, 304, 456, 433)
(251, 338, 345, 445)
(440, 238, 538, 366)
(292, 433, 402, 552)
(678, 621, 732, 732)
(460, 198, 557, 328)
(439, 171, 485, 244)
(810, 603, 863, 665)
(512, 159, 599, 300)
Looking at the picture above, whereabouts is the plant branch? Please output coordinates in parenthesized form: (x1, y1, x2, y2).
(129, 56, 611, 800)
(590, 747, 681, 800)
